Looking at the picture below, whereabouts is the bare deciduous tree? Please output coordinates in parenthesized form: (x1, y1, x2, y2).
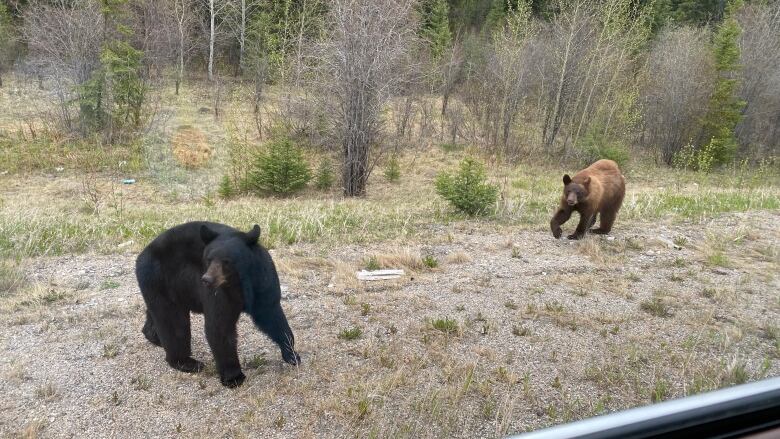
(317, 0, 419, 196)
(736, 2, 780, 157)
(22, 0, 104, 130)
(641, 26, 712, 164)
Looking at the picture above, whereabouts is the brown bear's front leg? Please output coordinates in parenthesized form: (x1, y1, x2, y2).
(567, 210, 594, 240)
(550, 206, 573, 239)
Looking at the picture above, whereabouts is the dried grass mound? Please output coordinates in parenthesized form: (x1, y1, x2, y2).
(171, 125, 211, 168)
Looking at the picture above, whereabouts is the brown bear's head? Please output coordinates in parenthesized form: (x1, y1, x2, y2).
(562, 174, 590, 206)
(199, 224, 261, 289)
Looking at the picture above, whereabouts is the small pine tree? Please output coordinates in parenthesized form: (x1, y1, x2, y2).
(384, 155, 401, 182)
(419, 0, 452, 60)
(249, 137, 312, 195)
(698, 0, 745, 167)
(435, 157, 498, 216)
(218, 175, 235, 199)
(314, 157, 335, 190)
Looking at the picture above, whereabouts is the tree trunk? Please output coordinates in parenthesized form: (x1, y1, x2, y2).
(209, 0, 215, 81)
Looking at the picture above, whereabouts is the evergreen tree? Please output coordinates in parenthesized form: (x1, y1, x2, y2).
(419, 0, 452, 60)
(699, 0, 745, 166)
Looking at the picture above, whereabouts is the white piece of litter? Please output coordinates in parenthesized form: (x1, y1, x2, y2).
(357, 269, 405, 281)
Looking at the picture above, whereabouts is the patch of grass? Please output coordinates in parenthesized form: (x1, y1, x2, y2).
(338, 327, 363, 341)
(673, 236, 688, 247)
(640, 297, 672, 317)
(365, 256, 380, 271)
(626, 272, 641, 282)
(35, 383, 58, 400)
(504, 300, 518, 310)
(431, 317, 459, 335)
(701, 287, 718, 299)
(544, 301, 565, 313)
(245, 354, 268, 370)
(651, 379, 671, 402)
(131, 375, 152, 391)
(723, 361, 749, 385)
(706, 251, 730, 267)
(512, 325, 531, 337)
(360, 303, 371, 316)
(672, 257, 688, 268)
(102, 343, 118, 359)
(100, 280, 120, 290)
(0, 260, 26, 297)
(422, 255, 439, 269)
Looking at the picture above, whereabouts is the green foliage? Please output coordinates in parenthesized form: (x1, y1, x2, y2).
(419, 0, 452, 59)
(248, 137, 312, 195)
(218, 175, 236, 199)
(101, 40, 146, 132)
(431, 317, 459, 334)
(77, 72, 107, 134)
(435, 157, 498, 215)
(698, 0, 745, 167)
(338, 326, 363, 340)
(577, 127, 630, 170)
(673, 141, 715, 172)
(384, 155, 401, 182)
(422, 255, 439, 268)
(314, 157, 335, 190)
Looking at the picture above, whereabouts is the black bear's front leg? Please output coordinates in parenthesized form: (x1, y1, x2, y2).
(253, 304, 301, 366)
(567, 210, 594, 240)
(204, 309, 244, 388)
(550, 206, 572, 239)
(142, 296, 203, 373)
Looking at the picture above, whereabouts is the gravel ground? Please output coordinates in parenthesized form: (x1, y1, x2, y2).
(1, 211, 778, 438)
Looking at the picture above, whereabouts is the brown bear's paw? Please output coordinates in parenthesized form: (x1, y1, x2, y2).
(552, 227, 563, 239)
(589, 228, 609, 235)
(567, 233, 583, 240)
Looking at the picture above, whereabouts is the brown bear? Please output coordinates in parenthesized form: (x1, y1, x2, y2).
(550, 159, 625, 240)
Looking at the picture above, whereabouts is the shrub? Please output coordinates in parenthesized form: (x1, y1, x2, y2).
(217, 175, 235, 199)
(248, 137, 311, 195)
(435, 157, 498, 216)
(384, 155, 401, 182)
(578, 127, 630, 169)
(673, 140, 716, 173)
(314, 158, 335, 190)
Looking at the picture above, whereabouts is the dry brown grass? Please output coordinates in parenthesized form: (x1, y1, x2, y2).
(171, 125, 212, 168)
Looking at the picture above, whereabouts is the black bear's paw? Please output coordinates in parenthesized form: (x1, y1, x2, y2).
(168, 357, 204, 373)
(552, 227, 563, 239)
(220, 371, 246, 388)
(282, 350, 301, 366)
(567, 233, 583, 240)
(589, 228, 609, 235)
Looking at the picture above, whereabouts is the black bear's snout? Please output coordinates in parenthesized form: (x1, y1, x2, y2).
(201, 274, 215, 287)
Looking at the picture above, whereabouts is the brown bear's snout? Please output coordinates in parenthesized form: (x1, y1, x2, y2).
(566, 193, 577, 206)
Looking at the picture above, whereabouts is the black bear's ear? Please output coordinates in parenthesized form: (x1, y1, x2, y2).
(563, 174, 571, 185)
(245, 224, 261, 245)
(200, 225, 219, 245)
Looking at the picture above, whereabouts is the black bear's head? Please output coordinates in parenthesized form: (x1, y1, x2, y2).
(199, 224, 261, 289)
(562, 174, 590, 206)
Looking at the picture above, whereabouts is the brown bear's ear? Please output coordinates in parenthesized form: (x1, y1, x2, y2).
(563, 174, 571, 185)
(200, 225, 219, 245)
(245, 224, 261, 245)
(583, 176, 591, 186)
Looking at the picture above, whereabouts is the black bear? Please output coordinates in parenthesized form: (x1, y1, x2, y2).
(550, 159, 626, 240)
(135, 221, 300, 388)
